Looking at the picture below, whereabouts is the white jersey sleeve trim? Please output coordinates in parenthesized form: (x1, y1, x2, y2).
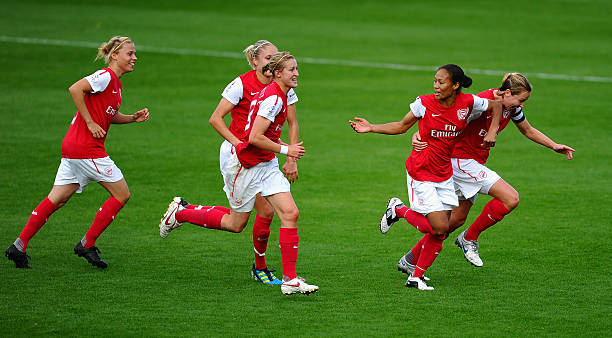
(467, 95, 489, 123)
(85, 70, 112, 94)
(409, 97, 426, 118)
(257, 95, 283, 122)
(221, 76, 243, 105)
(287, 89, 299, 105)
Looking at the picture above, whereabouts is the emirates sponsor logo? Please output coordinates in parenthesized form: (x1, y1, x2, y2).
(457, 108, 469, 120)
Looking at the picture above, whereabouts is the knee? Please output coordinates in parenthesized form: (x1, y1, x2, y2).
(256, 204, 274, 219)
(227, 221, 247, 233)
(505, 192, 519, 211)
(114, 192, 130, 205)
(282, 207, 300, 224)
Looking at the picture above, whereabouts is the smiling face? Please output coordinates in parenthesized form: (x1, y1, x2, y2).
(275, 58, 299, 90)
(433, 68, 459, 102)
(111, 42, 137, 75)
(253, 44, 278, 78)
(501, 89, 531, 110)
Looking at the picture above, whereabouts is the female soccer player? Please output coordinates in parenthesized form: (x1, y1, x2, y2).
(397, 73, 574, 270)
(350, 64, 502, 290)
(5, 36, 149, 269)
(158, 40, 299, 286)
(161, 52, 318, 295)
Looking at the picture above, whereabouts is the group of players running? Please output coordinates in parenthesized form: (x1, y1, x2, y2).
(5, 36, 574, 293)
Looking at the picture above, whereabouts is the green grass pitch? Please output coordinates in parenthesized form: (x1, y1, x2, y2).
(1, 0, 611, 336)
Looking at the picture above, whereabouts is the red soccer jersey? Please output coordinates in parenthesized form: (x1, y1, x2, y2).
(236, 81, 288, 168)
(406, 92, 489, 182)
(452, 89, 525, 164)
(222, 70, 298, 138)
(61, 68, 122, 159)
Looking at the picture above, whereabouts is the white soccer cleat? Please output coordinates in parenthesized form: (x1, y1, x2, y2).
(159, 197, 184, 239)
(397, 255, 430, 281)
(281, 277, 319, 295)
(380, 197, 405, 234)
(455, 230, 483, 267)
(405, 274, 434, 291)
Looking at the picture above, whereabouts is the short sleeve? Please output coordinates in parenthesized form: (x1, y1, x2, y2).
(85, 70, 111, 93)
(287, 89, 299, 105)
(257, 95, 284, 122)
(512, 107, 526, 124)
(467, 95, 489, 122)
(221, 77, 243, 105)
(409, 97, 426, 118)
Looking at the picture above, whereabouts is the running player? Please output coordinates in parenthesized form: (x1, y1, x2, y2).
(158, 40, 299, 286)
(350, 64, 502, 290)
(5, 36, 149, 269)
(161, 52, 318, 295)
(397, 73, 574, 270)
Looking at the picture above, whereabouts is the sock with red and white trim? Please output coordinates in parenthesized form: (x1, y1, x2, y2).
(396, 206, 434, 234)
(175, 207, 229, 230)
(413, 234, 445, 278)
(465, 198, 510, 241)
(83, 197, 124, 248)
(279, 227, 299, 280)
(252, 215, 273, 270)
(16, 197, 58, 252)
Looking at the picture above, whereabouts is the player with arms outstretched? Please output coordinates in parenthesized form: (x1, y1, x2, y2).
(350, 64, 502, 290)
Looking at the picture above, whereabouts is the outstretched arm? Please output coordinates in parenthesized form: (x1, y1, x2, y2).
(349, 111, 418, 135)
(515, 119, 575, 159)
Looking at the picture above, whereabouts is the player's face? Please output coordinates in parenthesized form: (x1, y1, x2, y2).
(433, 69, 459, 101)
(255, 44, 278, 77)
(502, 89, 531, 110)
(113, 42, 137, 74)
(277, 59, 299, 88)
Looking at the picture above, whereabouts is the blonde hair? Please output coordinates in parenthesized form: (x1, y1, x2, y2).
(262, 51, 295, 76)
(243, 40, 273, 69)
(499, 73, 532, 95)
(95, 36, 132, 64)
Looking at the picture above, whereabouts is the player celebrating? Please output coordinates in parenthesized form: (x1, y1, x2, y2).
(159, 40, 299, 286)
(5, 36, 149, 269)
(161, 52, 318, 295)
(350, 64, 502, 290)
(397, 73, 574, 269)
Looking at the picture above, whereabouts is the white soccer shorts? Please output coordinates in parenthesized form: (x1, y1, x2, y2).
(452, 158, 501, 204)
(54, 157, 124, 193)
(406, 171, 458, 215)
(221, 142, 290, 212)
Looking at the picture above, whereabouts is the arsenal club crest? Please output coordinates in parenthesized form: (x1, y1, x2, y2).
(457, 108, 469, 120)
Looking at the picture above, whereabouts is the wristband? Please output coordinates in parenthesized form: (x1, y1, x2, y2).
(280, 145, 289, 155)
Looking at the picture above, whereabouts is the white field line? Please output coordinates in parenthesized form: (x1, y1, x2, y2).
(2, 35, 611, 83)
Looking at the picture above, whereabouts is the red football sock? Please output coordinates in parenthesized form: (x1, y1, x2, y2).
(396, 206, 433, 234)
(413, 234, 445, 278)
(84, 197, 124, 248)
(252, 215, 273, 270)
(279, 227, 299, 280)
(465, 199, 510, 241)
(17, 197, 58, 252)
(408, 234, 429, 264)
(183, 204, 230, 213)
(175, 208, 228, 229)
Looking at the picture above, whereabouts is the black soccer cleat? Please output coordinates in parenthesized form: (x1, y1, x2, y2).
(5, 244, 32, 268)
(74, 242, 108, 269)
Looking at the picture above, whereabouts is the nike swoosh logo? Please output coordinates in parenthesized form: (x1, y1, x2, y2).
(284, 282, 300, 287)
(432, 114, 440, 117)
(112, 90, 118, 94)
(250, 92, 258, 96)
